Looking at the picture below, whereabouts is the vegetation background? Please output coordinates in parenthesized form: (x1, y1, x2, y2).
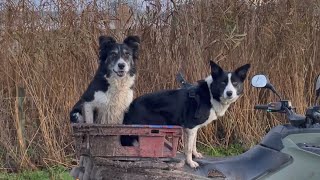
(1, 0, 320, 173)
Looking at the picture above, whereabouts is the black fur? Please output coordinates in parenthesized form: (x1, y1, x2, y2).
(121, 61, 250, 146)
(98, 35, 140, 78)
(70, 35, 140, 123)
(123, 81, 212, 128)
(120, 81, 211, 146)
(210, 61, 250, 102)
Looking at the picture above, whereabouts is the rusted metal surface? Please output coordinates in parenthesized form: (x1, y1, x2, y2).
(72, 124, 182, 135)
(72, 123, 182, 158)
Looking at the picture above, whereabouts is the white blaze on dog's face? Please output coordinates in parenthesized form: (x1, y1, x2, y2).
(98, 36, 140, 78)
(209, 61, 251, 105)
(222, 73, 239, 102)
(110, 49, 131, 77)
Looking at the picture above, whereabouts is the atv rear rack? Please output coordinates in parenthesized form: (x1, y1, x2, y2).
(72, 124, 183, 159)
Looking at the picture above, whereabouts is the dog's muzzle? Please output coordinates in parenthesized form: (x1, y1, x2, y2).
(113, 69, 126, 77)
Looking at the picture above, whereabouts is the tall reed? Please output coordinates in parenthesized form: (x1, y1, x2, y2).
(0, 0, 319, 170)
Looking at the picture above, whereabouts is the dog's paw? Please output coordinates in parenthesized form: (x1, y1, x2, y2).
(187, 159, 199, 168)
(193, 151, 203, 158)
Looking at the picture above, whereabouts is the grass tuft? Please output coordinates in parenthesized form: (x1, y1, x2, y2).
(0, 166, 73, 180)
(198, 144, 246, 157)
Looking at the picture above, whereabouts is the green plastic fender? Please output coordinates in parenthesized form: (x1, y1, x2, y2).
(258, 133, 320, 180)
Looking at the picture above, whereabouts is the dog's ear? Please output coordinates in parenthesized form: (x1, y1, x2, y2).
(99, 36, 116, 62)
(210, 60, 223, 78)
(124, 36, 140, 49)
(234, 64, 251, 81)
(99, 36, 116, 47)
(124, 36, 140, 59)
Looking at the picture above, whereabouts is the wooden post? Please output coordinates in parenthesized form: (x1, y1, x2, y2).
(15, 86, 34, 169)
(15, 86, 26, 168)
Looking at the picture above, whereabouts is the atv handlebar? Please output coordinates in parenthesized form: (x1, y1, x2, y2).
(254, 102, 283, 112)
(255, 100, 307, 127)
(254, 105, 269, 110)
(251, 74, 320, 128)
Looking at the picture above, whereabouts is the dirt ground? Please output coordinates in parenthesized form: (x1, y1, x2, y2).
(70, 153, 225, 180)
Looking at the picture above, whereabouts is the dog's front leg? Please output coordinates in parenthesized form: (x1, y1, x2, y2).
(99, 112, 107, 124)
(83, 103, 94, 124)
(96, 107, 107, 124)
(192, 129, 203, 158)
(184, 128, 199, 168)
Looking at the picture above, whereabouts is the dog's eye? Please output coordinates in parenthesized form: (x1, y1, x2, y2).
(124, 52, 130, 56)
(232, 82, 238, 86)
(221, 82, 226, 85)
(111, 52, 117, 56)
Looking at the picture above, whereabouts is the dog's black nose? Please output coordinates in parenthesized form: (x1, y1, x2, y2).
(118, 63, 125, 70)
(226, 91, 233, 97)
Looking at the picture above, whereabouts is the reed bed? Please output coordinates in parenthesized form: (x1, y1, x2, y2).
(0, 0, 319, 171)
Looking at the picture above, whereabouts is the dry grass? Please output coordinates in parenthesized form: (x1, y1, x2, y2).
(0, 0, 320, 171)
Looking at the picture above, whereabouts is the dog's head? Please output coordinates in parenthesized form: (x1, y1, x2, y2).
(98, 35, 140, 78)
(208, 60, 250, 104)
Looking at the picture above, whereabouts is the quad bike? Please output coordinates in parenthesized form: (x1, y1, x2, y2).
(177, 73, 320, 180)
(71, 73, 320, 180)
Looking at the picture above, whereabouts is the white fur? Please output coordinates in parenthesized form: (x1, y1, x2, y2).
(221, 73, 239, 104)
(103, 74, 134, 124)
(74, 112, 84, 123)
(83, 103, 95, 124)
(205, 75, 231, 116)
(83, 74, 135, 124)
(113, 58, 129, 73)
(184, 75, 234, 168)
(184, 128, 199, 168)
(224, 73, 237, 98)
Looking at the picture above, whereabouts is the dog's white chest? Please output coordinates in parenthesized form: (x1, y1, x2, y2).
(85, 75, 135, 124)
(197, 104, 229, 128)
(93, 91, 108, 105)
(200, 109, 217, 127)
(91, 89, 132, 107)
(105, 86, 133, 110)
(105, 76, 134, 108)
(103, 76, 135, 124)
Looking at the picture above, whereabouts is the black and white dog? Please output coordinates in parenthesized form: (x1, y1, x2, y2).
(70, 35, 140, 124)
(121, 61, 250, 168)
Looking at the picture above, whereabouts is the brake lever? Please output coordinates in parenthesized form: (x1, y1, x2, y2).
(284, 107, 306, 127)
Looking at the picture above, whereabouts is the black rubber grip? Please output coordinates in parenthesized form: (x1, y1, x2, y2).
(254, 105, 269, 110)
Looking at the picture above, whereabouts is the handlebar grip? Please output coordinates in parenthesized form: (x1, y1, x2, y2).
(254, 105, 269, 110)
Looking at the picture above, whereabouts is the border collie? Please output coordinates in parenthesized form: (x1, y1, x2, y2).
(121, 61, 250, 168)
(70, 35, 140, 124)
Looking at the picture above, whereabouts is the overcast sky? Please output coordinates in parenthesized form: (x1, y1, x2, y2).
(30, 0, 172, 11)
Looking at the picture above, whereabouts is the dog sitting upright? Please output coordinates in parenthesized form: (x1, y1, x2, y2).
(121, 61, 250, 168)
(70, 35, 140, 124)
